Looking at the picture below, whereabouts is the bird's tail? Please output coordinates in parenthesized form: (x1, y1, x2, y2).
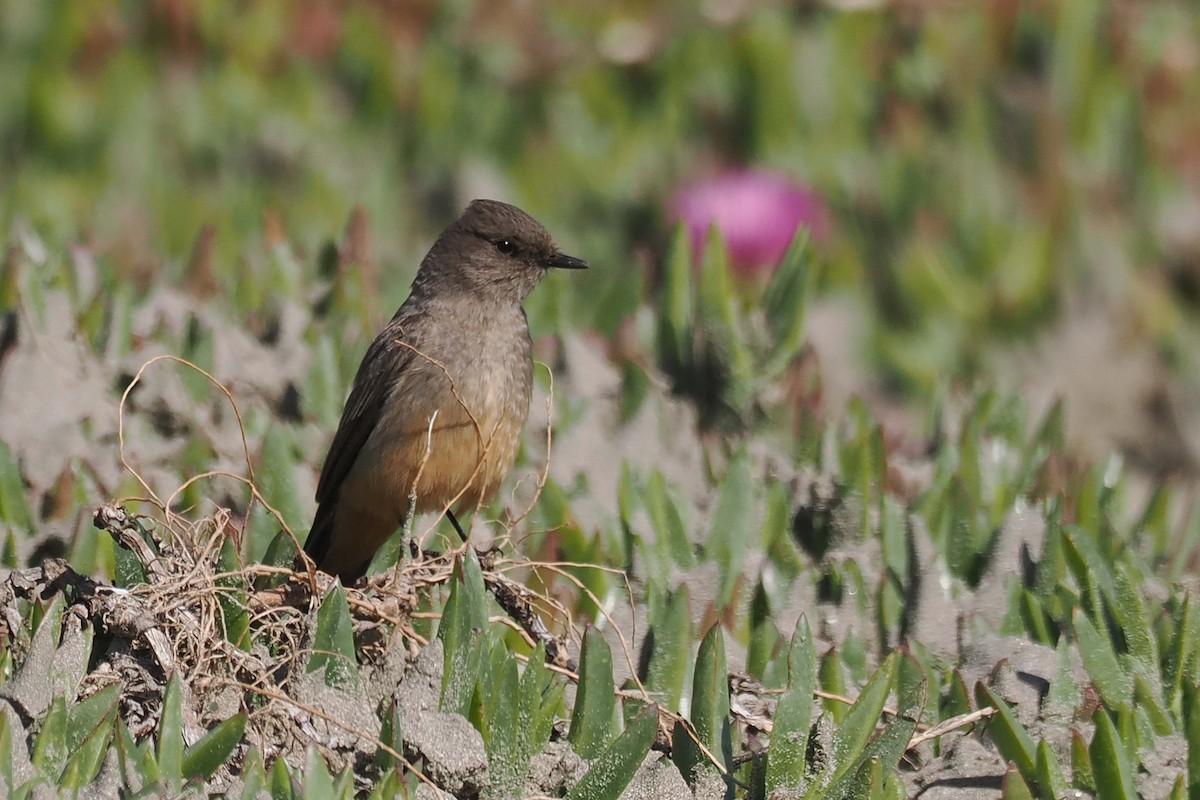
(303, 501, 336, 568)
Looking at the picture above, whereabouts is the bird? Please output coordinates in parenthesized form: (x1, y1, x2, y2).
(303, 199, 587, 582)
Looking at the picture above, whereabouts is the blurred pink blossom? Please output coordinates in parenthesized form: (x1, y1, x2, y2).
(671, 170, 827, 277)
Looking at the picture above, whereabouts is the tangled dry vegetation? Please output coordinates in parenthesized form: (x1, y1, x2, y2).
(0, 499, 586, 794)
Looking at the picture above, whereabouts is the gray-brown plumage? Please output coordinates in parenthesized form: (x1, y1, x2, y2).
(304, 200, 586, 582)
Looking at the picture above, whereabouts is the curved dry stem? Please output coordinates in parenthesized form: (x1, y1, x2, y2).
(117, 354, 257, 503)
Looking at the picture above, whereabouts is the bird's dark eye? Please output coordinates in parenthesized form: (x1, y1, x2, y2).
(496, 239, 517, 255)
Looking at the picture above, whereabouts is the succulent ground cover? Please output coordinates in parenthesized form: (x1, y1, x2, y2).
(3, 2, 1200, 798)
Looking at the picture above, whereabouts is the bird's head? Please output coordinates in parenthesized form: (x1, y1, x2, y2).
(417, 199, 586, 304)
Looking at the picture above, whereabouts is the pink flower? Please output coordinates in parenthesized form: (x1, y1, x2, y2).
(671, 170, 827, 277)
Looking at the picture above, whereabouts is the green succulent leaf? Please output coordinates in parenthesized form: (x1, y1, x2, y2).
(31, 695, 69, 779)
(61, 683, 120, 787)
(1090, 712, 1137, 800)
(566, 705, 659, 800)
(675, 623, 732, 790)
(269, 754, 296, 799)
(569, 626, 617, 759)
(182, 713, 246, 781)
(706, 447, 755, 610)
(766, 615, 816, 794)
(375, 698, 403, 774)
(301, 747, 335, 800)
(1073, 608, 1132, 709)
(642, 585, 691, 712)
(657, 225, 695, 383)
(438, 553, 485, 715)
(762, 230, 814, 374)
(826, 652, 898, 788)
(158, 673, 185, 790)
(217, 535, 251, 649)
(1000, 762, 1035, 800)
(308, 581, 362, 692)
(975, 683, 1037, 781)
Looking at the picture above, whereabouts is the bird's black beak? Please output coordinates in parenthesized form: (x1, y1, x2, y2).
(546, 252, 588, 270)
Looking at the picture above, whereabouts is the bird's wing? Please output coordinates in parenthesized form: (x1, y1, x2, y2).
(314, 318, 416, 506)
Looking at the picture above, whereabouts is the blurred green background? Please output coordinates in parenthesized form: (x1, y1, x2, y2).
(3, 0, 1200, 467)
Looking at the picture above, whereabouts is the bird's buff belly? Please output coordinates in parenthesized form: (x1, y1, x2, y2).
(342, 399, 523, 522)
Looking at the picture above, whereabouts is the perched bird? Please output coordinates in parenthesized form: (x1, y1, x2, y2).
(304, 200, 586, 582)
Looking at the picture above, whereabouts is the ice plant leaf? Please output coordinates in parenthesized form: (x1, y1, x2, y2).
(158, 673, 185, 790)
(308, 581, 361, 691)
(707, 447, 755, 610)
(437, 554, 484, 715)
(763, 229, 813, 374)
(766, 615, 816, 793)
(569, 626, 616, 759)
(217, 535, 251, 649)
(301, 747, 335, 800)
(828, 652, 897, 783)
(1073, 609, 1132, 709)
(1090, 712, 1137, 800)
(182, 714, 246, 781)
(65, 682, 119, 751)
(657, 224, 695, 384)
(566, 705, 659, 800)
(375, 699, 403, 773)
(676, 623, 732, 789)
(0, 441, 34, 534)
(1034, 739, 1069, 800)
(975, 683, 1036, 781)
(642, 585, 691, 712)
(1000, 763, 1035, 800)
(32, 695, 68, 779)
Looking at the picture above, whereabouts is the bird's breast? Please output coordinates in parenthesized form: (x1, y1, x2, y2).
(363, 305, 533, 516)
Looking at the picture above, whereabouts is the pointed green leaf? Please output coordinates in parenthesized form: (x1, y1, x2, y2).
(437, 554, 485, 715)
(707, 448, 755, 610)
(247, 425, 307, 562)
(1074, 609, 1132, 708)
(158, 673, 184, 790)
(642, 585, 691, 712)
(182, 713, 245, 781)
(975, 683, 1036, 779)
(217, 536, 251, 649)
(762, 230, 813, 373)
(375, 699, 403, 773)
(0, 706, 15, 795)
(116, 718, 160, 789)
(643, 470, 694, 569)
(269, 753, 295, 800)
(569, 626, 616, 759)
(61, 682, 120, 785)
(1000, 762, 1035, 800)
(676, 623, 732, 788)
(258, 529, 299, 590)
(828, 653, 897, 782)
(308, 581, 361, 691)
(766, 616, 816, 793)
(301, 747, 335, 800)
(1034, 739, 1069, 800)
(566, 705, 659, 800)
(240, 748, 267, 800)
(1071, 728, 1095, 793)
(31, 695, 69, 778)
(820, 647, 850, 724)
(518, 642, 558, 762)
(1090, 712, 1137, 800)
(482, 649, 524, 799)
(657, 225, 694, 382)
(0, 442, 34, 533)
